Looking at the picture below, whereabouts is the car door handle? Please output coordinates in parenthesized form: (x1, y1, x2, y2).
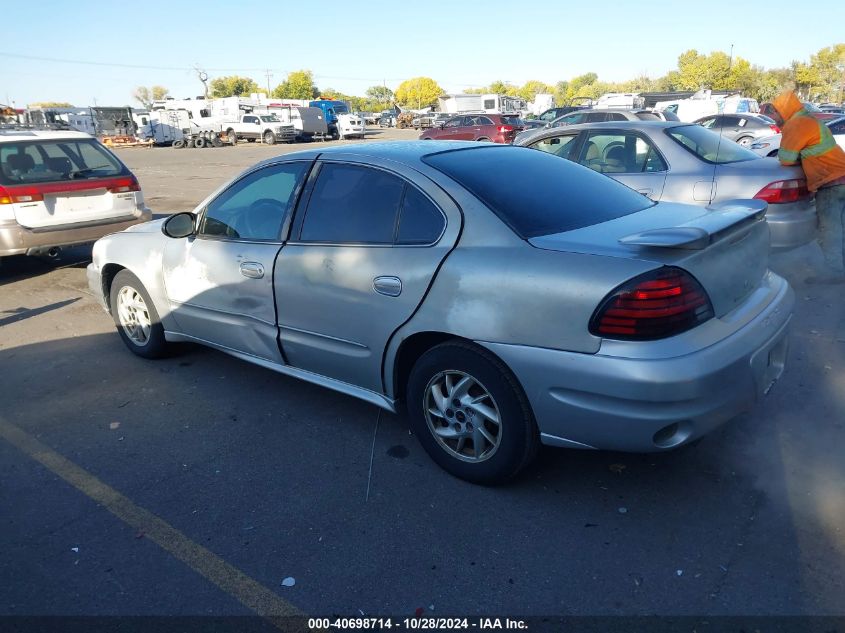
(373, 276, 402, 297)
(239, 261, 265, 279)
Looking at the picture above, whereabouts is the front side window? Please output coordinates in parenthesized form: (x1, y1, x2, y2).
(529, 134, 578, 159)
(444, 118, 463, 128)
(299, 164, 405, 244)
(199, 162, 308, 241)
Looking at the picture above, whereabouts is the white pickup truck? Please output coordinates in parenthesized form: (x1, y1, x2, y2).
(225, 114, 296, 145)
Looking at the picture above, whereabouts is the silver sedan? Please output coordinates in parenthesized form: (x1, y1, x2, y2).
(88, 142, 793, 484)
(514, 121, 817, 251)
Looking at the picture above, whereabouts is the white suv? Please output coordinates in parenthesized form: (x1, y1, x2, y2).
(0, 129, 150, 259)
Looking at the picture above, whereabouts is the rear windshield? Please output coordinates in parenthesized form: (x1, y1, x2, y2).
(635, 112, 662, 121)
(0, 138, 124, 185)
(666, 125, 759, 164)
(423, 146, 654, 239)
(500, 116, 522, 126)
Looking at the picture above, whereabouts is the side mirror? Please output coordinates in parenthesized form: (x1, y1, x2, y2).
(549, 138, 560, 145)
(162, 212, 195, 239)
(255, 120, 261, 125)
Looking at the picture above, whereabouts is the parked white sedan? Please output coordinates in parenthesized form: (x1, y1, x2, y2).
(751, 116, 845, 157)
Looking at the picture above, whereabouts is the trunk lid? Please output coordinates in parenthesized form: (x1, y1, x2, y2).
(11, 176, 140, 229)
(712, 158, 806, 201)
(529, 200, 770, 317)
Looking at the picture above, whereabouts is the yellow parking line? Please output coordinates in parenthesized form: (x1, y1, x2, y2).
(0, 416, 304, 628)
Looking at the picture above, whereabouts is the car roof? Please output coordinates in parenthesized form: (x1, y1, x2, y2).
(544, 120, 686, 132)
(259, 140, 508, 168)
(0, 129, 95, 142)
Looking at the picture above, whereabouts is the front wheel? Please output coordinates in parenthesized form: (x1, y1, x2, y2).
(736, 136, 753, 147)
(263, 131, 276, 145)
(407, 341, 539, 484)
(109, 270, 167, 359)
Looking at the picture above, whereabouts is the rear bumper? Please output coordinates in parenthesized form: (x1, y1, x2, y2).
(480, 272, 794, 452)
(766, 199, 817, 251)
(0, 210, 151, 257)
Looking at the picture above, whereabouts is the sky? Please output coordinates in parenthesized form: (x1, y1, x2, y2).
(2, 0, 844, 108)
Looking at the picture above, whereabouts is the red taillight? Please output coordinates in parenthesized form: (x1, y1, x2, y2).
(0, 176, 139, 204)
(753, 179, 809, 204)
(0, 184, 44, 204)
(107, 176, 141, 193)
(589, 267, 715, 340)
(498, 125, 514, 134)
(769, 124, 781, 134)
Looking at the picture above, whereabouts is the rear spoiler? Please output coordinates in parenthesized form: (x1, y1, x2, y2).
(619, 199, 768, 250)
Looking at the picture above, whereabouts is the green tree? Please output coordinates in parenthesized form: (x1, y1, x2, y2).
(484, 80, 517, 96)
(28, 101, 74, 108)
(807, 44, 845, 101)
(365, 85, 394, 106)
(395, 77, 444, 109)
(131, 85, 169, 109)
(210, 75, 260, 98)
(517, 80, 554, 102)
(272, 70, 319, 100)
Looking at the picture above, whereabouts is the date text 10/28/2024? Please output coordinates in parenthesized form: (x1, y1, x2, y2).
(307, 618, 529, 630)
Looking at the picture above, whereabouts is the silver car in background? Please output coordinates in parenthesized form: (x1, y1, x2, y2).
(515, 121, 817, 250)
(88, 142, 793, 484)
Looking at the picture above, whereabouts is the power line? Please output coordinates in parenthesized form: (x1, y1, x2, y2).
(0, 52, 485, 86)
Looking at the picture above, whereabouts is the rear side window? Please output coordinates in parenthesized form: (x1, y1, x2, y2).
(0, 139, 124, 185)
(424, 146, 653, 239)
(397, 187, 445, 245)
(635, 112, 661, 121)
(667, 125, 758, 164)
(300, 164, 404, 244)
(500, 116, 521, 126)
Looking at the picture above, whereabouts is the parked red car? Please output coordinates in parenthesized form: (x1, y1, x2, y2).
(760, 101, 838, 121)
(420, 114, 524, 143)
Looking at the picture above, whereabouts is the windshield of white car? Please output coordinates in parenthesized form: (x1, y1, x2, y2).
(0, 139, 124, 185)
(666, 125, 760, 164)
(259, 116, 280, 122)
(423, 146, 654, 239)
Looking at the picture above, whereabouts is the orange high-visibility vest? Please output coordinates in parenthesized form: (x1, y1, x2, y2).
(772, 91, 845, 192)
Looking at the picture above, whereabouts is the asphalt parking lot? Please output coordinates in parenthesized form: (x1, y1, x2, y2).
(1, 129, 844, 625)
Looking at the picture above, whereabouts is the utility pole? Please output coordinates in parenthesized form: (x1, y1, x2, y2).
(265, 69, 273, 96)
(194, 66, 209, 99)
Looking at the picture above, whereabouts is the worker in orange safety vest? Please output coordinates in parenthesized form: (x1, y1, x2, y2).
(769, 90, 845, 283)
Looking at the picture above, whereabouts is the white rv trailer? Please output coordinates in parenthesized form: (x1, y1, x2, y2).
(438, 93, 526, 115)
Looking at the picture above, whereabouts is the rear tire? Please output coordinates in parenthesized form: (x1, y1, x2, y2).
(406, 341, 539, 484)
(193, 137, 206, 148)
(109, 270, 167, 359)
(227, 129, 237, 144)
(736, 136, 753, 147)
(263, 131, 276, 145)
